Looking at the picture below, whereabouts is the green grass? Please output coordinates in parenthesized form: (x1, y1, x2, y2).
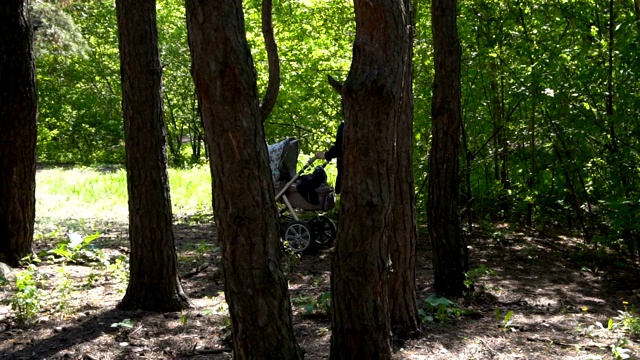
(35, 166, 213, 234)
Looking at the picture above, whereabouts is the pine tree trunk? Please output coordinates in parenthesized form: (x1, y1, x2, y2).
(115, 0, 189, 311)
(0, 0, 38, 267)
(388, 0, 419, 340)
(330, 0, 411, 357)
(185, 0, 303, 358)
(428, 0, 469, 298)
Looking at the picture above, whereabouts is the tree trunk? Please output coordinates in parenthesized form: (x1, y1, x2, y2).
(185, 1, 302, 358)
(0, 0, 38, 267)
(115, 0, 189, 311)
(388, 0, 419, 341)
(428, 0, 469, 298)
(330, 0, 410, 358)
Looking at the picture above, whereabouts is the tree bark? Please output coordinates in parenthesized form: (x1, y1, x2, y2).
(115, 0, 189, 311)
(330, 0, 410, 358)
(185, 1, 302, 358)
(0, 0, 38, 267)
(388, 0, 419, 340)
(428, 0, 469, 298)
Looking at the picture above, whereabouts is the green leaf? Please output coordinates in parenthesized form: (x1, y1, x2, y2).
(111, 318, 134, 329)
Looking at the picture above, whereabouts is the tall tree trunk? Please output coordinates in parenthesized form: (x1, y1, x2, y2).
(330, 0, 409, 358)
(0, 0, 38, 267)
(428, 0, 469, 298)
(388, 0, 419, 341)
(185, 1, 303, 358)
(115, 0, 189, 311)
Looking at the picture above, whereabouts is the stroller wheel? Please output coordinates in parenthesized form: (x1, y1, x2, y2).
(282, 221, 314, 253)
(313, 215, 337, 247)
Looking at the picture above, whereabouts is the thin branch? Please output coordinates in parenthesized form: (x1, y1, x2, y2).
(259, 0, 280, 123)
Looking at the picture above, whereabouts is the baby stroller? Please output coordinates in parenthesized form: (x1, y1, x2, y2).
(268, 138, 337, 254)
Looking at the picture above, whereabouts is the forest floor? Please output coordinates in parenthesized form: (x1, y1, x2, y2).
(1, 216, 639, 360)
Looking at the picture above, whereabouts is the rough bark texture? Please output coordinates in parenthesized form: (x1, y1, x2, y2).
(428, 0, 469, 298)
(185, 1, 303, 359)
(330, 0, 410, 358)
(388, 0, 419, 340)
(115, 0, 189, 311)
(0, 0, 38, 267)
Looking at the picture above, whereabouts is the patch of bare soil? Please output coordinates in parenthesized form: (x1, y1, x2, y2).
(1, 220, 639, 360)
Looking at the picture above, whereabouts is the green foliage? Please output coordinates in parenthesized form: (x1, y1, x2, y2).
(2, 264, 43, 325)
(610, 337, 631, 360)
(464, 265, 496, 289)
(54, 265, 74, 319)
(612, 303, 640, 337)
(110, 318, 135, 329)
(419, 295, 470, 323)
(36, 0, 124, 165)
(44, 231, 106, 265)
(495, 309, 515, 333)
(29, 0, 640, 261)
(293, 291, 332, 316)
(106, 256, 130, 293)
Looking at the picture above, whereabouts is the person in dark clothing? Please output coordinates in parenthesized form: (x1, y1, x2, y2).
(315, 122, 344, 194)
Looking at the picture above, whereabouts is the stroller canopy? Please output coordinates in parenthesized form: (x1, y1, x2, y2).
(268, 137, 299, 182)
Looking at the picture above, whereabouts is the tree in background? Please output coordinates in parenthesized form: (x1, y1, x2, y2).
(427, 0, 469, 297)
(114, 0, 189, 311)
(388, 0, 419, 339)
(329, 0, 412, 357)
(185, 0, 303, 358)
(0, 0, 38, 267)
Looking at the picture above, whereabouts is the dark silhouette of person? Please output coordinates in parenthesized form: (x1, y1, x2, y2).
(316, 122, 344, 194)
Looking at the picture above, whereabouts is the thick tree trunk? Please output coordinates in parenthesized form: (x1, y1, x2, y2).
(185, 1, 302, 359)
(428, 0, 469, 298)
(115, 0, 189, 311)
(330, 0, 410, 358)
(388, 0, 419, 341)
(0, 0, 38, 267)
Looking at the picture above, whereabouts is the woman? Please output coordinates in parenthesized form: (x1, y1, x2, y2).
(315, 122, 344, 194)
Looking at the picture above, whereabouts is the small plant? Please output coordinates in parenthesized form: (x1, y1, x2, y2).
(110, 318, 135, 329)
(54, 265, 74, 319)
(195, 240, 215, 255)
(294, 291, 332, 316)
(45, 231, 107, 265)
(3, 264, 42, 325)
(464, 265, 496, 289)
(614, 302, 640, 337)
(495, 308, 514, 332)
(610, 337, 631, 359)
(419, 295, 469, 323)
(463, 266, 496, 301)
(219, 315, 233, 342)
(280, 251, 302, 277)
(180, 311, 189, 327)
(106, 255, 129, 292)
(0, 271, 8, 287)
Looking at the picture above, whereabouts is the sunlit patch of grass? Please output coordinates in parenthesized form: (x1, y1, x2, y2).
(35, 166, 213, 237)
(167, 165, 212, 216)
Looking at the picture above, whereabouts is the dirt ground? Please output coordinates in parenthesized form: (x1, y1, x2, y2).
(1, 219, 639, 360)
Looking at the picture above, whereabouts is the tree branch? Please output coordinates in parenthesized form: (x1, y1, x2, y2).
(259, 0, 280, 123)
